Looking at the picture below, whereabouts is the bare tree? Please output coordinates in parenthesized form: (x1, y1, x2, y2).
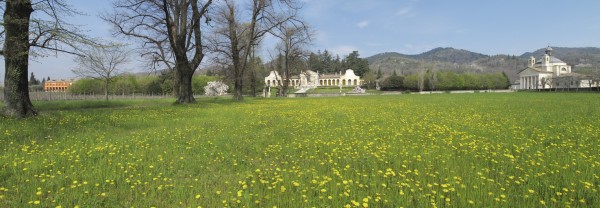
(417, 67, 426, 92)
(593, 73, 600, 91)
(539, 77, 554, 90)
(208, 0, 302, 101)
(1, 0, 94, 118)
(428, 69, 438, 92)
(105, 0, 212, 103)
(270, 21, 312, 96)
(72, 44, 131, 100)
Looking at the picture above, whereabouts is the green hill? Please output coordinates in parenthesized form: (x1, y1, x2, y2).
(368, 47, 600, 83)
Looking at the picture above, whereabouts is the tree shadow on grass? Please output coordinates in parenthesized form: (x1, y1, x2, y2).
(33, 99, 174, 111)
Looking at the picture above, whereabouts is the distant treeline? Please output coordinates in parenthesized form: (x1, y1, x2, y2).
(69, 74, 218, 95)
(379, 71, 510, 91)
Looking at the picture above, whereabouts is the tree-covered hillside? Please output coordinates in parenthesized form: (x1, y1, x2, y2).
(369, 47, 600, 83)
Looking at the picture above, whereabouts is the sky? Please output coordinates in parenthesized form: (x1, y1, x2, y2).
(2, 0, 600, 81)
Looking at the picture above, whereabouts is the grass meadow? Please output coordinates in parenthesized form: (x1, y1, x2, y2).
(1, 93, 599, 207)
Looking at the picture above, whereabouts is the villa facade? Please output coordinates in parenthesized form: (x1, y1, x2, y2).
(265, 69, 362, 88)
(44, 79, 75, 92)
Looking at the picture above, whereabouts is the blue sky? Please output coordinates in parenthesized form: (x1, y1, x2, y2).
(2, 0, 600, 80)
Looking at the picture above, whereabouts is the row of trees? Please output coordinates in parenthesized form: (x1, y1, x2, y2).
(1, 0, 312, 117)
(307, 50, 370, 76)
(380, 71, 510, 91)
(69, 74, 219, 96)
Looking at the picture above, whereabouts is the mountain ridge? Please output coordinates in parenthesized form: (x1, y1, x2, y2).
(367, 47, 600, 83)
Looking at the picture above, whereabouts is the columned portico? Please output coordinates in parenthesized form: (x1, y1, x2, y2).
(265, 69, 362, 89)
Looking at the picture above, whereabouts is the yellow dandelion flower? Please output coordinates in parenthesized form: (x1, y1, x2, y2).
(195, 194, 201, 199)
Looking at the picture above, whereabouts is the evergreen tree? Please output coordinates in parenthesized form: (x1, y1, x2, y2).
(29, 72, 39, 85)
(307, 52, 321, 72)
(322, 50, 333, 73)
(342, 51, 369, 76)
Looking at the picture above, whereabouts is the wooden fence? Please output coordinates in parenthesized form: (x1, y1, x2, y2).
(0, 91, 173, 101)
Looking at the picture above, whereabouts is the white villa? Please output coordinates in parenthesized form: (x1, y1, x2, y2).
(517, 46, 598, 89)
(265, 69, 362, 88)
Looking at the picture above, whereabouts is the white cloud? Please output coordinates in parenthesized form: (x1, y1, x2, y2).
(396, 7, 416, 17)
(330, 45, 359, 57)
(356, 20, 369, 29)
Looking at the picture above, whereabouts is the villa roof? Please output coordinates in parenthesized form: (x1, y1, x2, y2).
(555, 73, 588, 79)
(320, 74, 341, 79)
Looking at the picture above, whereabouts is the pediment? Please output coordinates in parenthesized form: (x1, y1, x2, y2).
(518, 67, 552, 76)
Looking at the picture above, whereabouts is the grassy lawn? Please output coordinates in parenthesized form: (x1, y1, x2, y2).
(1, 93, 599, 207)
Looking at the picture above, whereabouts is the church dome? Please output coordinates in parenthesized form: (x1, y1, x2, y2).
(535, 57, 566, 65)
(549, 56, 565, 64)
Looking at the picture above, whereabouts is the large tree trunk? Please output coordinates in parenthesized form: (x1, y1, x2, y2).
(233, 69, 244, 101)
(104, 79, 109, 101)
(2, 0, 37, 118)
(172, 68, 180, 98)
(175, 61, 195, 103)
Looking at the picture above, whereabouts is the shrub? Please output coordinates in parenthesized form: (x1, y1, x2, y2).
(69, 78, 104, 95)
(351, 86, 366, 94)
(192, 75, 218, 95)
(204, 81, 229, 96)
(380, 75, 405, 91)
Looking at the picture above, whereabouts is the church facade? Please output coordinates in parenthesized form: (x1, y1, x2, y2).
(265, 69, 362, 88)
(517, 46, 598, 90)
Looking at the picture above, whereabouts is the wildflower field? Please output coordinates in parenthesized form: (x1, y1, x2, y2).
(1, 93, 599, 207)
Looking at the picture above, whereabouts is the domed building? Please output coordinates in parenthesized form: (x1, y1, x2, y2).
(517, 46, 571, 89)
(517, 46, 598, 90)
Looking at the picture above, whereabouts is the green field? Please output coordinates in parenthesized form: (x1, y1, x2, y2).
(1, 93, 599, 207)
